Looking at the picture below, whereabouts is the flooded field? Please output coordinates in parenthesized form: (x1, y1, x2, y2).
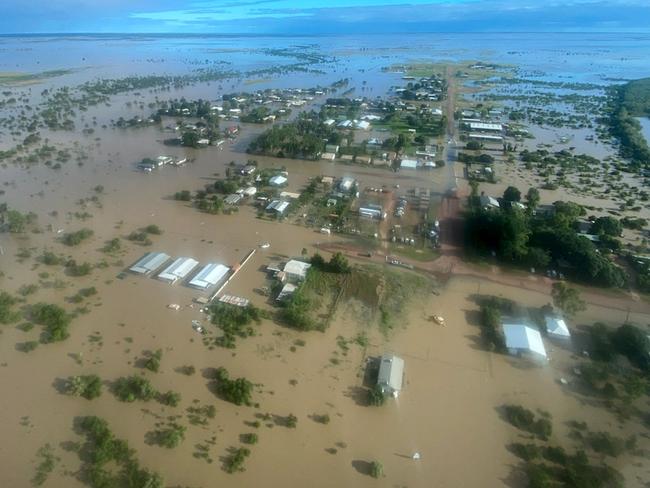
(1, 33, 650, 488)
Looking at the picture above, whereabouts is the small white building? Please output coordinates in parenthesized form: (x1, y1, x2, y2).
(283, 259, 311, 282)
(266, 200, 290, 215)
(400, 159, 418, 170)
(130, 252, 171, 275)
(189, 263, 230, 290)
(377, 354, 405, 397)
(545, 316, 571, 341)
(503, 323, 548, 361)
(269, 175, 288, 186)
(321, 152, 336, 161)
(157, 257, 199, 284)
(468, 122, 503, 132)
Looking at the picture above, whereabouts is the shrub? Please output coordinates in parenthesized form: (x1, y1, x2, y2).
(62, 228, 93, 246)
(503, 405, 552, 440)
(158, 390, 181, 407)
(241, 433, 258, 445)
(0, 292, 21, 324)
(213, 368, 254, 406)
(31, 303, 70, 343)
(144, 349, 162, 373)
(151, 423, 186, 449)
(113, 375, 156, 402)
(66, 375, 102, 400)
(223, 447, 250, 474)
(370, 461, 383, 478)
(144, 224, 162, 235)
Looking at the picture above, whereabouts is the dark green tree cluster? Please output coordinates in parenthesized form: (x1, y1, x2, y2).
(502, 405, 552, 440)
(149, 423, 186, 449)
(209, 302, 263, 348)
(31, 303, 71, 342)
(248, 111, 338, 159)
(589, 322, 650, 371)
(113, 375, 157, 402)
(223, 447, 251, 474)
(0, 292, 21, 324)
(213, 367, 254, 406)
(465, 197, 627, 287)
(144, 349, 163, 373)
(480, 304, 507, 352)
(607, 78, 650, 168)
(61, 228, 94, 246)
(78, 416, 163, 488)
(66, 374, 102, 400)
(310, 252, 351, 273)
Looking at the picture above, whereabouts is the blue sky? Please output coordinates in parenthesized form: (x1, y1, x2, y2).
(1, 0, 649, 34)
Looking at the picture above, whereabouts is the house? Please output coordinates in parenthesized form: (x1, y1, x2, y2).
(276, 283, 297, 301)
(377, 354, 404, 397)
(321, 176, 335, 186)
(188, 263, 230, 290)
(197, 138, 210, 146)
(545, 316, 571, 341)
(283, 259, 311, 282)
(323, 119, 336, 127)
(356, 155, 372, 165)
(321, 152, 336, 161)
(355, 120, 371, 130)
(280, 191, 301, 200)
(158, 257, 199, 284)
(400, 159, 418, 170)
(269, 175, 288, 186)
(469, 133, 503, 142)
(503, 323, 548, 361)
(266, 200, 290, 215)
(479, 195, 500, 210)
(243, 186, 257, 197)
(129, 252, 170, 275)
(325, 144, 340, 154)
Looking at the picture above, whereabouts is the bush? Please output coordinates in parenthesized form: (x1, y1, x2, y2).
(0, 291, 21, 324)
(144, 349, 162, 373)
(510, 443, 541, 461)
(40, 251, 63, 265)
(241, 433, 258, 445)
(65, 260, 92, 277)
(31, 303, 70, 343)
(144, 224, 162, 235)
(151, 423, 186, 449)
(62, 228, 93, 246)
(113, 375, 156, 402)
(213, 368, 254, 406)
(223, 447, 250, 474)
(209, 303, 263, 348)
(66, 375, 102, 400)
(480, 304, 506, 352)
(370, 461, 383, 478)
(174, 190, 192, 201)
(503, 405, 552, 440)
(158, 390, 181, 407)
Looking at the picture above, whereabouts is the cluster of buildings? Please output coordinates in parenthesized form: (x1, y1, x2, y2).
(266, 259, 312, 302)
(395, 74, 446, 102)
(138, 155, 188, 172)
(460, 110, 505, 144)
(503, 315, 571, 362)
(129, 252, 230, 291)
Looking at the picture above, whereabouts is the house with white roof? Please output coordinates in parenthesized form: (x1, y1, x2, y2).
(544, 316, 571, 342)
(269, 175, 287, 186)
(283, 259, 311, 282)
(377, 354, 405, 397)
(503, 323, 548, 362)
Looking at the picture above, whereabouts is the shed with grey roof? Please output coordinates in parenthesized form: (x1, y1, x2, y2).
(129, 252, 171, 275)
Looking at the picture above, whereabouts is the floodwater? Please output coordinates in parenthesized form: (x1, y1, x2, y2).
(637, 116, 650, 145)
(2, 33, 650, 488)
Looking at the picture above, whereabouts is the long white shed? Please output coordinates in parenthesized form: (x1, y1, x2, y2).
(189, 263, 230, 290)
(157, 257, 199, 284)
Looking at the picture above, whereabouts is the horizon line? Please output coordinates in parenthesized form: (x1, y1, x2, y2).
(1, 30, 649, 37)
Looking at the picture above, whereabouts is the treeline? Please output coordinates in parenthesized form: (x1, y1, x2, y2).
(607, 78, 650, 168)
(465, 190, 627, 288)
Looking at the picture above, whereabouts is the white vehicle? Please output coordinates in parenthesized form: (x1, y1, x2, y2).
(320, 227, 331, 235)
(259, 242, 271, 249)
(191, 320, 204, 333)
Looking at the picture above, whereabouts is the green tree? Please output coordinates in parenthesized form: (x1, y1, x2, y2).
(551, 282, 586, 317)
(503, 186, 522, 203)
(525, 188, 540, 212)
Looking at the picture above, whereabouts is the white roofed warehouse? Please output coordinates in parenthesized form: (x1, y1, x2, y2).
(189, 263, 230, 290)
(157, 257, 199, 284)
(377, 354, 404, 397)
(129, 252, 170, 275)
(503, 323, 547, 361)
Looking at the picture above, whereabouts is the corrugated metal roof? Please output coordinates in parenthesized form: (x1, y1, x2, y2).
(503, 323, 547, 358)
(545, 316, 571, 338)
(158, 257, 199, 283)
(377, 354, 404, 393)
(189, 263, 230, 289)
(129, 252, 171, 274)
